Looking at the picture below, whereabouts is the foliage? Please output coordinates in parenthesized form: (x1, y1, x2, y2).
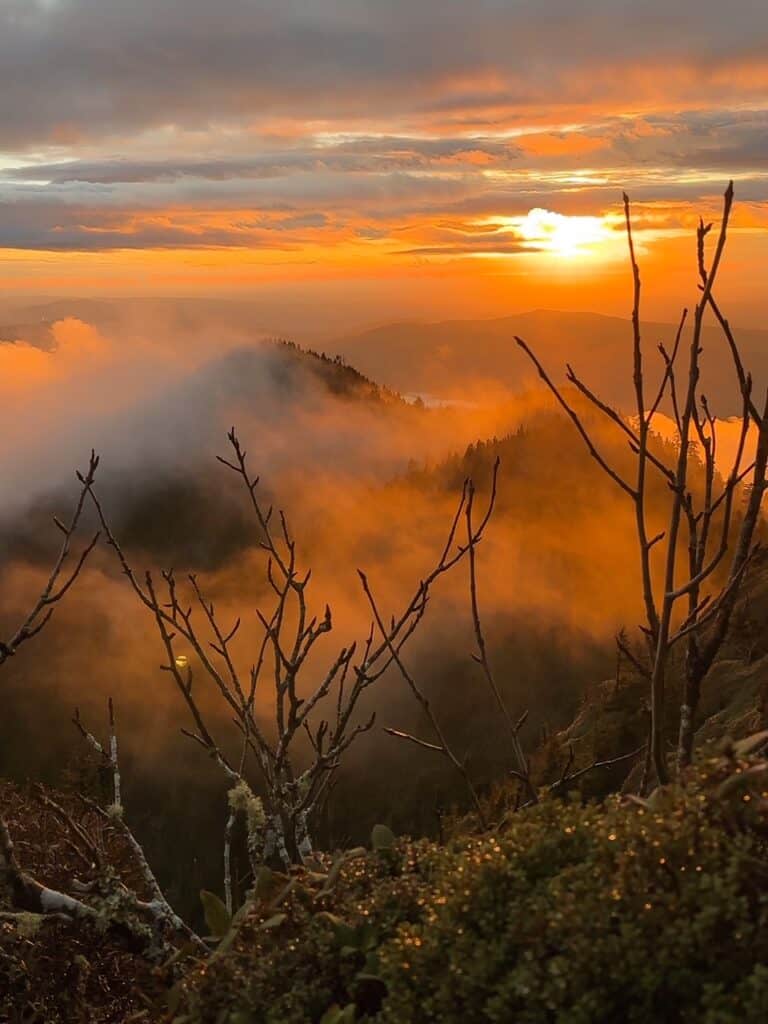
(174, 749, 768, 1023)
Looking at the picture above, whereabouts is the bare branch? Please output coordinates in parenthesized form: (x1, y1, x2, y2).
(0, 452, 100, 667)
(465, 473, 536, 802)
(515, 336, 636, 499)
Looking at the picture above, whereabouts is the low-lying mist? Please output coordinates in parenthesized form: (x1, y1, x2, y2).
(0, 305, 702, 910)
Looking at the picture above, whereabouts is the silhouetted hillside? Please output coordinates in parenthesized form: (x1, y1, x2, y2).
(0, 338, 418, 569)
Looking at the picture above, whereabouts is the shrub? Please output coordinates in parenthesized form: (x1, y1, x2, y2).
(175, 749, 768, 1024)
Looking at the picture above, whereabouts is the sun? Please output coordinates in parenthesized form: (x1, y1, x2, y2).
(477, 207, 615, 259)
(514, 208, 613, 257)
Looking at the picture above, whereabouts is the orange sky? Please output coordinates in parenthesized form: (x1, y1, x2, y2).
(1, 2, 767, 329)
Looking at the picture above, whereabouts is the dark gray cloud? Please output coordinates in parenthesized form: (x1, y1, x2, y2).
(0, 200, 327, 250)
(0, 167, 473, 249)
(4, 138, 524, 185)
(396, 240, 536, 257)
(605, 110, 768, 171)
(0, 171, 763, 254)
(1, 3, 767, 254)
(1, 1, 767, 149)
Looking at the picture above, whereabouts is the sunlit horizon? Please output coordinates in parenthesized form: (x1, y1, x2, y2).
(1, 2, 767, 330)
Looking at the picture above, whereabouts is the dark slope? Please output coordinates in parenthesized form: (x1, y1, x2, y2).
(0, 339, 419, 570)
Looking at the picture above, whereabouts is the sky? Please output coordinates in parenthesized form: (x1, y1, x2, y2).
(1, 0, 768, 327)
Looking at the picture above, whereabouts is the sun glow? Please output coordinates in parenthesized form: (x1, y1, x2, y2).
(517, 208, 612, 256)
(481, 207, 616, 258)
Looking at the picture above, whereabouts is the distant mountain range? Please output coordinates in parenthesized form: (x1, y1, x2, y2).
(325, 309, 768, 417)
(4, 302, 766, 418)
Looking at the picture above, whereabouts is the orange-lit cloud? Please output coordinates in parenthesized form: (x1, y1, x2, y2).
(0, 2, 766, 326)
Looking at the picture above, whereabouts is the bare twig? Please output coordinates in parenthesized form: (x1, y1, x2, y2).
(86, 428, 498, 863)
(465, 471, 536, 802)
(516, 182, 765, 784)
(0, 452, 100, 668)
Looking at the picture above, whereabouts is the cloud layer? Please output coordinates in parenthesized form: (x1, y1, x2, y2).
(0, 0, 767, 314)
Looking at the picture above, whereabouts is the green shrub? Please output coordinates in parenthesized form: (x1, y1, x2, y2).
(176, 752, 768, 1024)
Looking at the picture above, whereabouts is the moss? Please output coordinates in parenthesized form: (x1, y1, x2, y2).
(8, 911, 44, 939)
(176, 752, 768, 1023)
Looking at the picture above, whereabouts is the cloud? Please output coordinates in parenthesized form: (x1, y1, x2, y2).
(3, 103, 768, 256)
(4, 138, 524, 186)
(0, 0, 766, 322)
(1, 1, 767, 150)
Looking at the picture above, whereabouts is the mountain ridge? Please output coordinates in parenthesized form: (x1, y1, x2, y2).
(325, 308, 768, 416)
